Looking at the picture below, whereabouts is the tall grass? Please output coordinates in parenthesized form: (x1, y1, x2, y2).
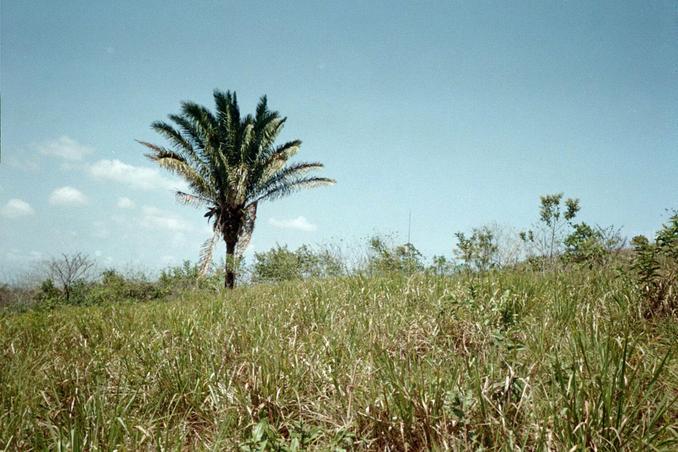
(1, 269, 676, 450)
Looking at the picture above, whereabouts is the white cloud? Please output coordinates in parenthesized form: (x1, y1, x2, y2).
(140, 206, 192, 232)
(38, 136, 93, 161)
(269, 216, 317, 232)
(5, 156, 40, 172)
(49, 186, 88, 206)
(116, 197, 136, 209)
(1, 199, 35, 219)
(88, 159, 187, 191)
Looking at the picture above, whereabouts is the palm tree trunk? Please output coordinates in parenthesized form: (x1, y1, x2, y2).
(225, 240, 236, 289)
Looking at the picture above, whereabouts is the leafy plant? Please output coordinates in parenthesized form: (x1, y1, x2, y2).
(239, 418, 324, 451)
(252, 244, 344, 283)
(429, 254, 456, 276)
(520, 193, 580, 269)
(454, 226, 499, 272)
(563, 223, 625, 267)
(631, 211, 678, 316)
(366, 236, 424, 275)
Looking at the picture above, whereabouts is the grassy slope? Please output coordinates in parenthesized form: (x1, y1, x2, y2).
(1, 270, 677, 450)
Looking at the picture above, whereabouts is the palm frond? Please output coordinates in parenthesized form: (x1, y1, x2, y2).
(256, 162, 326, 192)
(175, 191, 211, 208)
(182, 101, 217, 132)
(143, 146, 210, 191)
(150, 121, 195, 155)
(150, 121, 209, 174)
(254, 176, 335, 203)
(168, 114, 206, 152)
(235, 202, 257, 256)
(267, 140, 302, 162)
(197, 229, 221, 276)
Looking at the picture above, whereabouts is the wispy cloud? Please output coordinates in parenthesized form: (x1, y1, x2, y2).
(88, 159, 187, 191)
(140, 206, 192, 232)
(269, 216, 317, 232)
(5, 156, 40, 172)
(1, 199, 35, 219)
(116, 197, 136, 209)
(38, 136, 93, 161)
(4, 249, 44, 262)
(49, 186, 88, 206)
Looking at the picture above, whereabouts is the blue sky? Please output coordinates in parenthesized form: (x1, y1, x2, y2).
(1, 0, 676, 278)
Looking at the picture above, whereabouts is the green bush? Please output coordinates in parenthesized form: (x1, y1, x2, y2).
(86, 270, 165, 305)
(34, 278, 66, 308)
(631, 212, 678, 317)
(34, 270, 165, 308)
(454, 226, 499, 272)
(158, 260, 218, 292)
(252, 244, 344, 283)
(365, 237, 424, 275)
(563, 223, 625, 268)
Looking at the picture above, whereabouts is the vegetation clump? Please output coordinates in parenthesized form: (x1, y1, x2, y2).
(631, 212, 678, 317)
(252, 244, 345, 283)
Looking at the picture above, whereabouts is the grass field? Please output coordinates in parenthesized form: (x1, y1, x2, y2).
(1, 269, 677, 450)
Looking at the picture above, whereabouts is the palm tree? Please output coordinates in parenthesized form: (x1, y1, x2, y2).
(140, 90, 335, 288)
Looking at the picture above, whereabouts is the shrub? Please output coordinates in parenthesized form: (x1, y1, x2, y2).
(365, 237, 424, 275)
(44, 253, 95, 303)
(252, 244, 345, 283)
(33, 278, 65, 308)
(454, 226, 499, 272)
(520, 193, 580, 270)
(86, 270, 164, 305)
(429, 255, 456, 276)
(631, 212, 678, 317)
(563, 223, 626, 268)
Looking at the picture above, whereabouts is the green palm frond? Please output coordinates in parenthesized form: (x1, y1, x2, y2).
(253, 176, 335, 203)
(181, 101, 217, 132)
(267, 140, 303, 161)
(150, 121, 195, 155)
(141, 141, 213, 197)
(167, 114, 207, 158)
(256, 162, 326, 193)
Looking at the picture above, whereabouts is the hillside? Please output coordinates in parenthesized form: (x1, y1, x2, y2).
(1, 269, 676, 450)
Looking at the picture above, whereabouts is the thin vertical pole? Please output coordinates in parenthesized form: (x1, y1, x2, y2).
(407, 210, 412, 244)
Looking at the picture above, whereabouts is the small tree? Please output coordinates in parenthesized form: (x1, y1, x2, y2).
(430, 255, 454, 276)
(45, 253, 95, 302)
(366, 237, 424, 275)
(563, 223, 626, 267)
(454, 226, 499, 272)
(520, 193, 580, 268)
